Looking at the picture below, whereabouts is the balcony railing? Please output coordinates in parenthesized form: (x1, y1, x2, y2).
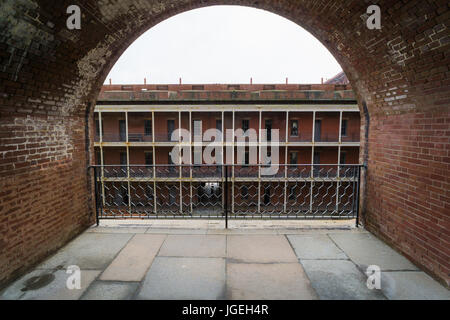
(102, 133, 126, 142)
(314, 133, 339, 142)
(154, 133, 180, 142)
(94, 131, 359, 143)
(128, 133, 153, 142)
(88, 164, 363, 223)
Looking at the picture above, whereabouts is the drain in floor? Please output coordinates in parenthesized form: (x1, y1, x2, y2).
(21, 273, 55, 291)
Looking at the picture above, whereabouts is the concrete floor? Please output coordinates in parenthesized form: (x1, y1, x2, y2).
(1, 220, 448, 300)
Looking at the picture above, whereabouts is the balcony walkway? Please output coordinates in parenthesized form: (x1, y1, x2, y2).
(1, 221, 448, 300)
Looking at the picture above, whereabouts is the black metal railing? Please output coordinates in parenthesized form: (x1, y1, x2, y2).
(88, 164, 363, 227)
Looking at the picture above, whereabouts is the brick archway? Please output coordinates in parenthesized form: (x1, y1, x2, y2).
(0, 1, 448, 287)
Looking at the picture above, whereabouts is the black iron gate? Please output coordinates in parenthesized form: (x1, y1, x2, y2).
(88, 164, 363, 227)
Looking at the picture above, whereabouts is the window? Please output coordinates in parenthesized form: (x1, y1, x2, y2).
(119, 120, 126, 141)
(167, 119, 175, 141)
(314, 119, 321, 141)
(289, 152, 298, 165)
(242, 119, 249, 132)
(120, 152, 127, 165)
(341, 119, 348, 137)
(265, 120, 272, 141)
(290, 120, 298, 136)
(340, 152, 346, 165)
(145, 152, 153, 165)
(144, 120, 152, 136)
(244, 150, 249, 165)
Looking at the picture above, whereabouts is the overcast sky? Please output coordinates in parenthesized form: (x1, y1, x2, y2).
(105, 5, 342, 85)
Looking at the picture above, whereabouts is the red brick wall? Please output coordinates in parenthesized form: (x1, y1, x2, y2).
(365, 110, 450, 286)
(0, 0, 448, 288)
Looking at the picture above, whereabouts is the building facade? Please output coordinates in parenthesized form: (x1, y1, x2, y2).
(93, 83, 360, 217)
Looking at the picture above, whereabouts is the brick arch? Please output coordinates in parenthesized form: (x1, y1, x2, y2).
(0, 1, 448, 287)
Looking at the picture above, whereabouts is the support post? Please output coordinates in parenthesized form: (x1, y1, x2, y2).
(152, 111, 157, 215)
(224, 165, 228, 229)
(355, 165, 361, 228)
(179, 111, 182, 214)
(284, 111, 289, 213)
(92, 166, 100, 226)
(189, 111, 193, 214)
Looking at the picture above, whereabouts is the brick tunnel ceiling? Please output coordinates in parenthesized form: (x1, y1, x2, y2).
(0, 0, 448, 288)
(2, 0, 448, 117)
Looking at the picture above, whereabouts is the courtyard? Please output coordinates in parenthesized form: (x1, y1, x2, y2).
(1, 221, 448, 300)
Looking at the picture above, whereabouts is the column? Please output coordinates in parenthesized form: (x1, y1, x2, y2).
(284, 111, 289, 213)
(152, 111, 156, 214)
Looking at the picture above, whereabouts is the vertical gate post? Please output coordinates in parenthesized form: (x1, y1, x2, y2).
(224, 165, 228, 229)
(92, 166, 100, 226)
(355, 165, 361, 228)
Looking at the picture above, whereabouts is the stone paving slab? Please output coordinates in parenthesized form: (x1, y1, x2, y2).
(227, 263, 318, 300)
(137, 257, 226, 300)
(81, 281, 139, 300)
(100, 234, 166, 281)
(0, 269, 100, 300)
(3, 225, 448, 300)
(158, 235, 226, 257)
(300, 260, 386, 300)
(380, 271, 450, 300)
(227, 235, 298, 263)
(287, 234, 348, 260)
(36, 233, 133, 270)
(328, 233, 419, 271)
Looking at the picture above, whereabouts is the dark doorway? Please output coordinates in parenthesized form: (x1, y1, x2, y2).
(167, 119, 175, 141)
(265, 119, 272, 142)
(119, 120, 126, 141)
(314, 119, 321, 141)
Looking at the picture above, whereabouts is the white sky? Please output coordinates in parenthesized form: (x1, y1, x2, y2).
(105, 5, 342, 84)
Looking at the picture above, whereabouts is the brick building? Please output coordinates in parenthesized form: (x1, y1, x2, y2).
(93, 83, 360, 215)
